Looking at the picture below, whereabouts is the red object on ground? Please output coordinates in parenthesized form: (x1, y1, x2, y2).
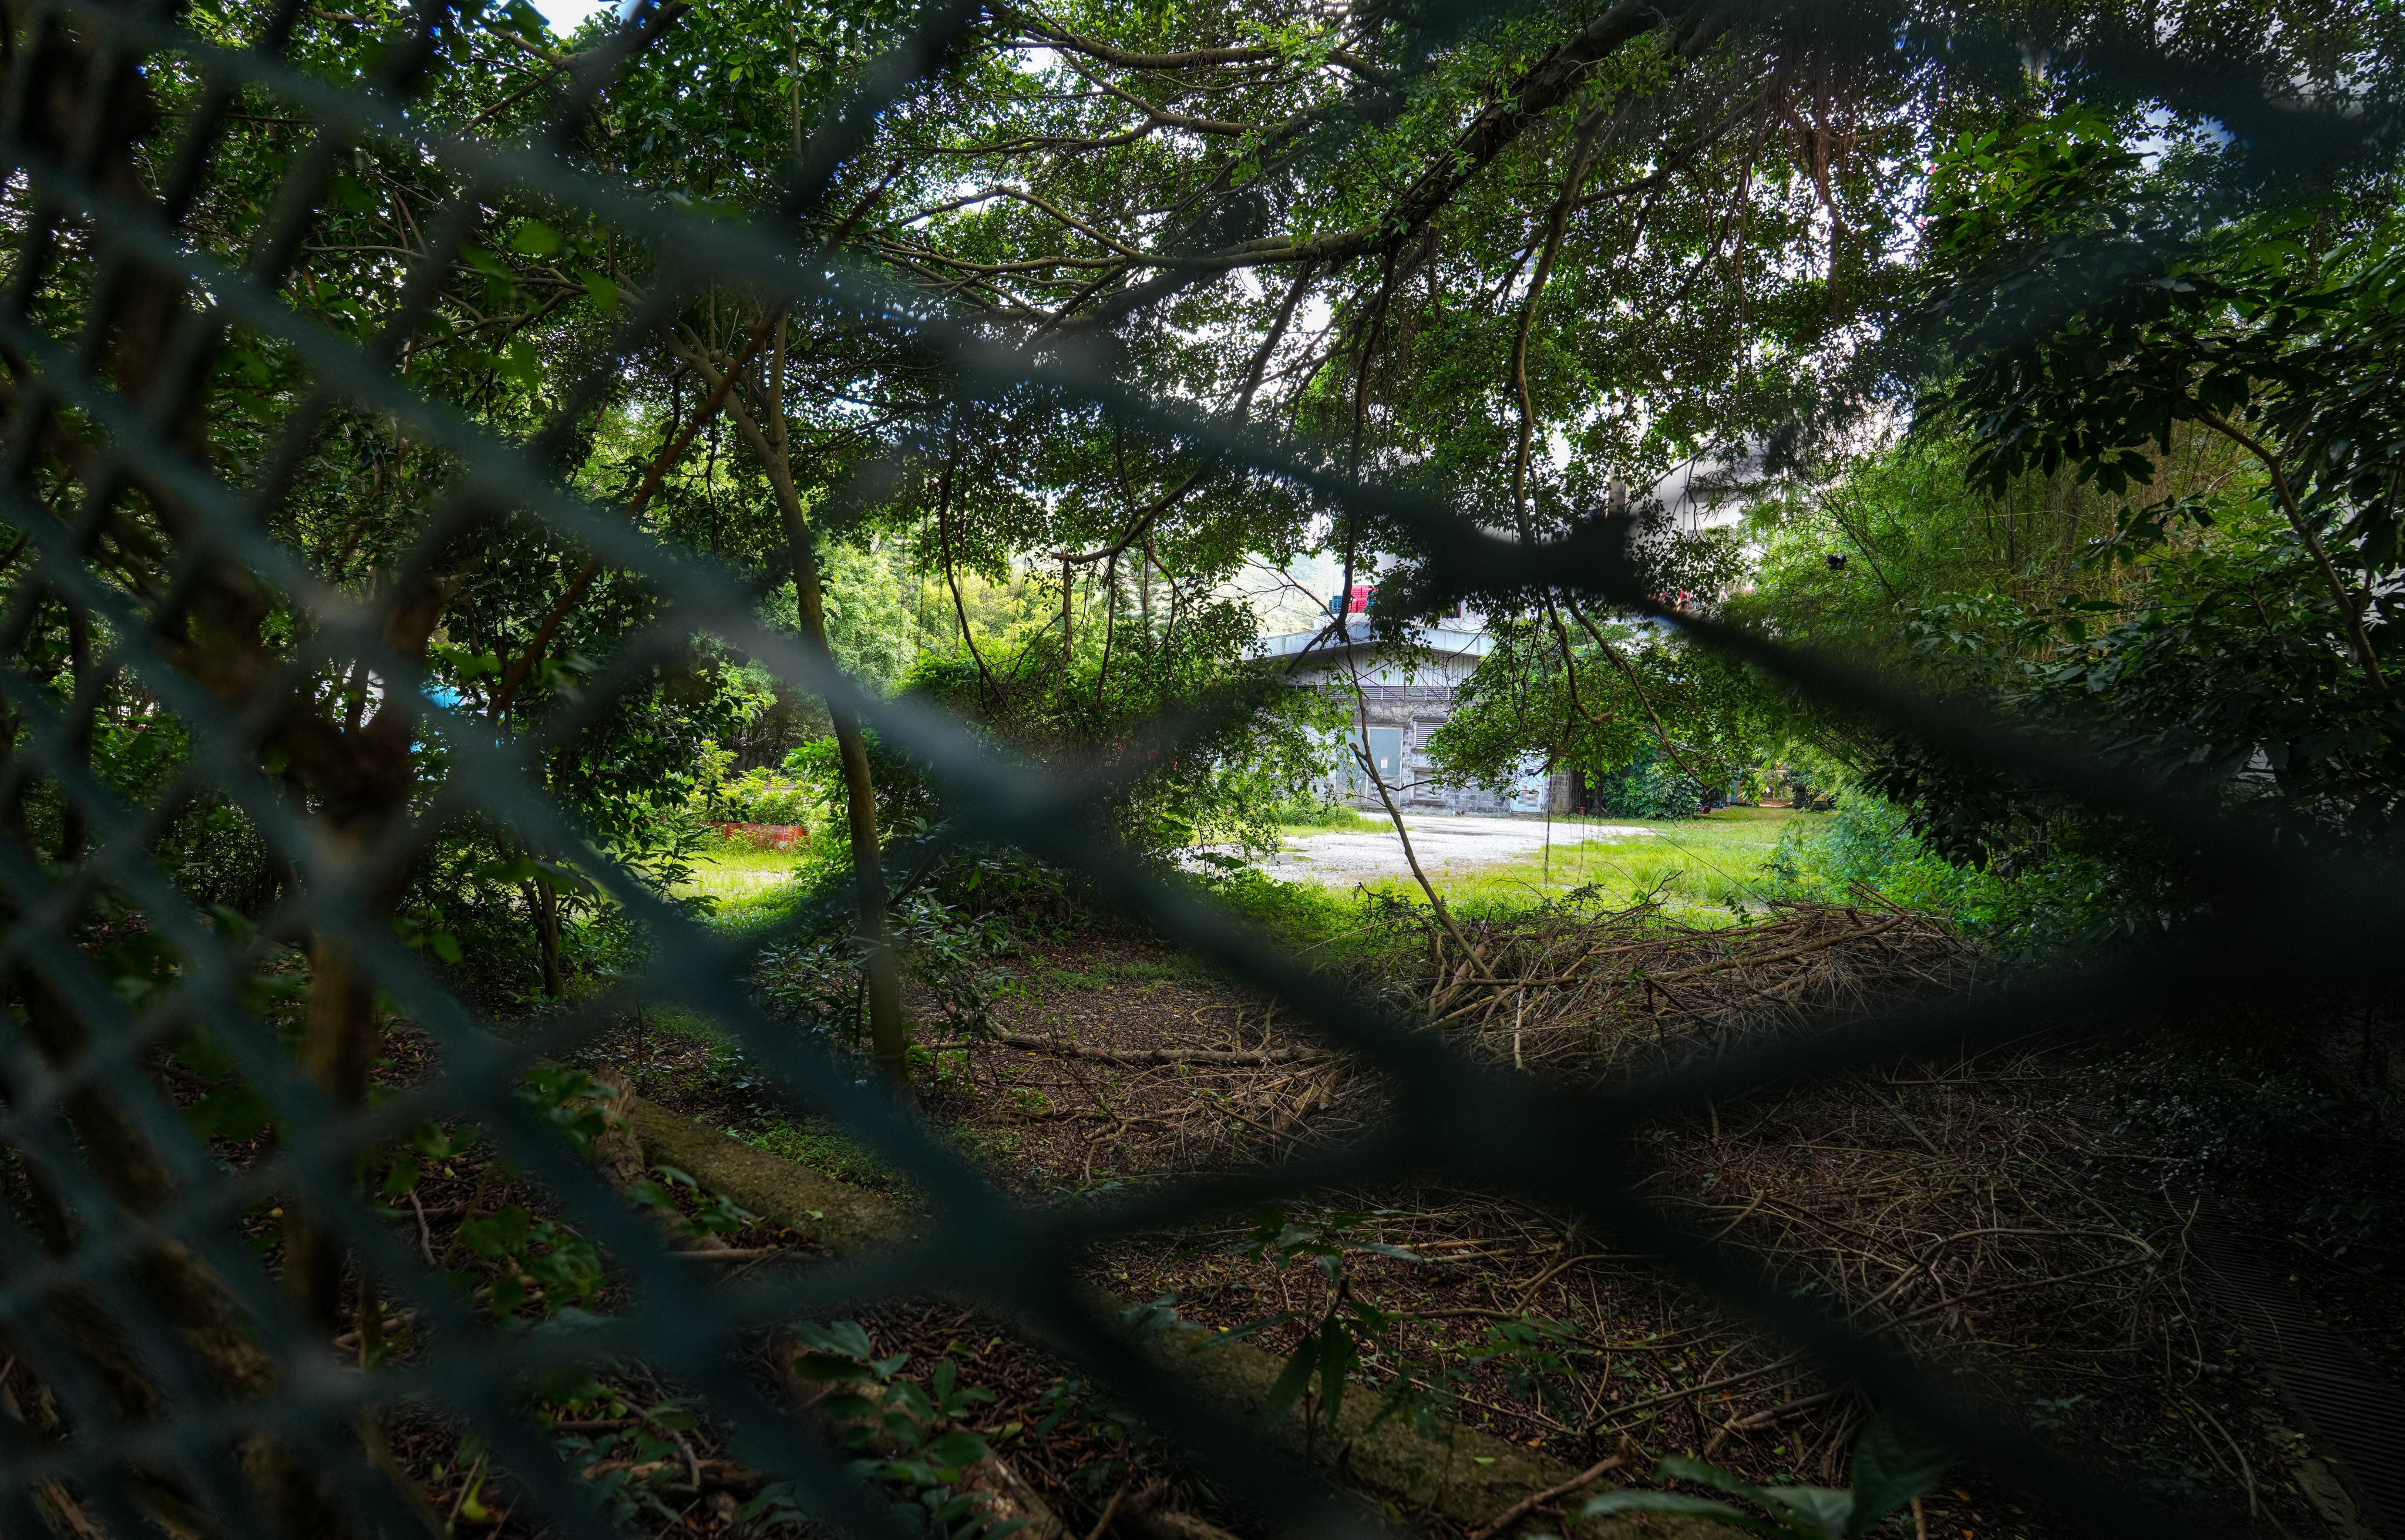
(717, 823, 808, 850)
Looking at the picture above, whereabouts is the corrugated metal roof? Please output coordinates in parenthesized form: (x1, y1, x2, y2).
(1253, 620, 1494, 662)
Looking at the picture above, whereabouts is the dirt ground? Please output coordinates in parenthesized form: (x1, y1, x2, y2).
(593, 907, 2352, 1540)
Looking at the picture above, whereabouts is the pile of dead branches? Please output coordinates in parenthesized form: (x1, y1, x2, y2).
(1267, 904, 2191, 1492)
(1099, 899, 1982, 1166)
(1651, 1053, 2176, 1401)
(1421, 898, 1980, 1074)
(912, 906, 2224, 1522)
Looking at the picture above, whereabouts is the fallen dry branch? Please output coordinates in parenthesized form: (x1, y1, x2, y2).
(991, 1033, 1333, 1067)
(902, 903, 2217, 1524)
(1466, 1450, 1632, 1539)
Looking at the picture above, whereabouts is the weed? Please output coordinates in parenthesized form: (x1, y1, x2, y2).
(742, 1118, 897, 1193)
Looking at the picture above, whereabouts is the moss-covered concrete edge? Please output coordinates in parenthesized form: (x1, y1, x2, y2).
(625, 1096, 1730, 1539)
(628, 1100, 908, 1252)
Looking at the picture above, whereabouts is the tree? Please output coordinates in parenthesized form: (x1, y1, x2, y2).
(1912, 109, 2405, 835)
(5, 6, 2399, 1512)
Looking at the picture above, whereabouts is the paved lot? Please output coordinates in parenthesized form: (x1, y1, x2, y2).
(1263, 813, 1654, 887)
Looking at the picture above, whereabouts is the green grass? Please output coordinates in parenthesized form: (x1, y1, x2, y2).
(1023, 953, 1226, 997)
(736, 1117, 899, 1192)
(1372, 806, 1813, 926)
(1275, 805, 1383, 834)
(681, 839, 811, 926)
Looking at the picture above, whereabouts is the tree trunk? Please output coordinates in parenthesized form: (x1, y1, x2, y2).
(789, 519, 909, 1088)
(687, 326, 910, 1092)
(522, 875, 565, 1000)
(289, 933, 377, 1332)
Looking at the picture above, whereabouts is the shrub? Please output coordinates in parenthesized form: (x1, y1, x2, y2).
(1271, 795, 1374, 830)
(1592, 755, 1704, 818)
(691, 737, 822, 826)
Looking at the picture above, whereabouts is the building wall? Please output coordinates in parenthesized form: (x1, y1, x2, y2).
(1285, 655, 1570, 818)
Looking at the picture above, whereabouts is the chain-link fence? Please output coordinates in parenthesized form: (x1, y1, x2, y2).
(0, 1, 2394, 1536)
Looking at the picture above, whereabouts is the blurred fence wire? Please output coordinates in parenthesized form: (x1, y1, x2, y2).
(0, 1, 2394, 1537)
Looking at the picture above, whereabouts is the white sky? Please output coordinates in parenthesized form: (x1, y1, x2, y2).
(530, 0, 619, 33)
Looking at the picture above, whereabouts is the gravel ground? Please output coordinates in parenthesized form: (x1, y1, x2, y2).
(1262, 813, 1655, 886)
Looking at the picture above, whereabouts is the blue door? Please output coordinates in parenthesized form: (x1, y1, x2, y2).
(1364, 727, 1402, 788)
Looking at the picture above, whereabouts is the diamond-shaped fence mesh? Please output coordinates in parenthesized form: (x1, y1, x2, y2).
(0, 1, 2393, 1536)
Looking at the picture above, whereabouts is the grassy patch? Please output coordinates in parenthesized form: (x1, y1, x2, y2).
(638, 1005, 733, 1046)
(735, 1117, 898, 1193)
(1106, 954, 1223, 984)
(1276, 804, 1382, 834)
(1359, 807, 1814, 926)
(1199, 866, 1361, 946)
(681, 840, 811, 928)
(1029, 953, 1226, 996)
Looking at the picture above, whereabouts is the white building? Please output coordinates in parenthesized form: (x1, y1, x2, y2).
(1256, 616, 1564, 815)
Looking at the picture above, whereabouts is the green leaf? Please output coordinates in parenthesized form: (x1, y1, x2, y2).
(499, 337, 541, 391)
(817, 1391, 877, 1422)
(793, 1320, 876, 1361)
(1759, 1485, 1854, 1538)
(1256, 1330, 1323, 1431)
(174, 1031, 238, 1082)
(1318, 1318, 1356, 1428)
(1582, 1491, 1782, 1536)
(510, 220, 564, 258)
(475, 855, 544, 885)
(186, 1082, 273, 1142)
(579, 269, 621, 313)
(1656, 1455, 1776, 1505)
(1842, 1418, 1950, 1536)
(410, 1121, 479, 1160)
(458, 1206, 533, 1257)
(383, 1157, 422, 1196)
(920, 1428, 990, 1470)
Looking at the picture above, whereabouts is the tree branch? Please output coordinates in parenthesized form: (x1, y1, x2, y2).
(486, 309, 778, 721)
(2193, 405, 2394, 705)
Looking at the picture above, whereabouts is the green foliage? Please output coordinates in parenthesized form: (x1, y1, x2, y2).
(1187, 1206, 1590, 1441)
(1185, 865, 1361, 950)
(625, 1164, 760, 1242)
(1587, 752, 1704, 820)
(1913, 116, 2405, 836)
(904, 602, 1344, 864)
(1994, 506, 2394, 825)
(1737, 434, 2149, 680)
(691, 739, 820, 826)
(452, 1204, 606, 1321)
(54, 0, 2385, 1030)
(1764, 788, 2139, 953)
(788, 1322, 1022, 1539)
(173, 1023, 282, 1144)
(1196, 1207, 1422, 1431)
(752, 888, 1017, 1050)
(1585, 1420, 1947, 1539)
(1270, 796, 1378, 831)
(1427, 529, 1770, 811)
(550, 1400, 732, 1529)
(752, 540, 921, 701)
